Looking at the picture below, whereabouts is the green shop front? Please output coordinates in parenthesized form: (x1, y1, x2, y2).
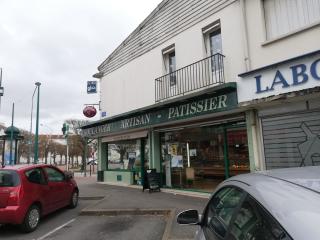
(82, 84, 250, 192)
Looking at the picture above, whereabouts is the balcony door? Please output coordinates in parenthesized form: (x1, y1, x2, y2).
(168, 51, 176, 86)
(209, 28, 223, 84)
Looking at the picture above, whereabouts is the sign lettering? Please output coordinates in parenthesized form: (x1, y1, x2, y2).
(82, 91, 237, 137)
(255, 58, 320, 94)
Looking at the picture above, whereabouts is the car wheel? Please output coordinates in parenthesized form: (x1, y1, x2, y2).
(68, 190, 78, 208)
(20, 205, 40, 233)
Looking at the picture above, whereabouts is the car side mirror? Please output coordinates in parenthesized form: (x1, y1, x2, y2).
(177, 209, 200, 225)
(64, 171, 74, 181)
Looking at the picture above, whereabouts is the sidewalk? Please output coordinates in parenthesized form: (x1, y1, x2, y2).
(75, 176, 210, 240)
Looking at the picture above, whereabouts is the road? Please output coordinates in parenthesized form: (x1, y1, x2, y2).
(0, 199, 97, 240)
(0, 176, 204, 239)
(0, 199, 166, 240)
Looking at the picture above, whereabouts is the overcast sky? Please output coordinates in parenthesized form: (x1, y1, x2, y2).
(0, 0, 162, 134)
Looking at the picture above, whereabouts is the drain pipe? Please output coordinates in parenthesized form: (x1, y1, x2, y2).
(240, 0, 251, 71)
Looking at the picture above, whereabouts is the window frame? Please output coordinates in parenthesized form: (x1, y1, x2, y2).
(0, 170, 20, 187)
(43, 167, 65, 183)
(25, 168, 47, 185)
(228, 194, 293, 240)
(202, 20, 221, 57)
(201, 186, 247, 239)
(201, 185, 292, 240)
(162, 44, 176, 86)
(261, 0, 320, 45)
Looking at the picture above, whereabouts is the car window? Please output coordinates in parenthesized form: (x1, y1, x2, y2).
(203, 187, 246, 239)
(228, 195, 292, 240)
(0, 170, 20, 187)
(25, 168, 47, 185)
(44, 167, 65, 182)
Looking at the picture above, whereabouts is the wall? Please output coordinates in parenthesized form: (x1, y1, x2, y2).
(104, 170, 133, 185)
(244, 0, 320, 71)
(100, 1, 245, 118)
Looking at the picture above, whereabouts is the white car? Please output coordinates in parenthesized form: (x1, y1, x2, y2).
(177, 166, 320, 240)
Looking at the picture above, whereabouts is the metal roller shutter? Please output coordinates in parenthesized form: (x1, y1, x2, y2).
(261, 110, 320, 169)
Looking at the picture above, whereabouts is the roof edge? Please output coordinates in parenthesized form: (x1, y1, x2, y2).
(97, 0, 170, 72)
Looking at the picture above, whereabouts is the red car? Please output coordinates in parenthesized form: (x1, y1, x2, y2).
(0, 164, 79, 232)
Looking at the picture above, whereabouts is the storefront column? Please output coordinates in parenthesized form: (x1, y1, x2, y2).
(223, 126, 230, 179)
(140, 138, 145, 186)
(98, 138, 107, 171)
(150, 131, 161, 172)
(245, 110, 261, 171)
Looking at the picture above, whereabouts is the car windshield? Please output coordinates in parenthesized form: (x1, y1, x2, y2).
(0, 170, 20, 187)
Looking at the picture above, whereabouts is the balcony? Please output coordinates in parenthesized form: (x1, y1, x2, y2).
(155, 53, 225, 102)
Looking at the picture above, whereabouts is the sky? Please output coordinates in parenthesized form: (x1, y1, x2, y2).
(0, 0, 162, 134)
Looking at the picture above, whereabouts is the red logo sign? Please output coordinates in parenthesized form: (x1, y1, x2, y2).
(83, 106, 97, 118)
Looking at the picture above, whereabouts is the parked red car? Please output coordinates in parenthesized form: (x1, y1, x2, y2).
(0, 164, 79, 232)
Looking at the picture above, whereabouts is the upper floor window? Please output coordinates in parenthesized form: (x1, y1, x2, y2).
(162, 45, 176, 86)
(203, 21, 223, 72)
(264, 0, 320, 40)
(203, 20, 222, 56)
(209, 28, 222, 55)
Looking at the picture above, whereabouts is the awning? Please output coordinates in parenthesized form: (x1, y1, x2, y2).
(101, 130, 148, 143)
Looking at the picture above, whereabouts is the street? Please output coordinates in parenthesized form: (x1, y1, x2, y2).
(0, 176, 207, 240)
(0, 197, 99, 240)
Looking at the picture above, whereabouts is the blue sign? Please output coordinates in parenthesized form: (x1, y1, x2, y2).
(87, 81, 97, 94)
(255, 58, 320, 94)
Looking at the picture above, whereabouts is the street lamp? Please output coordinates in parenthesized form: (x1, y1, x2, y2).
(28, 86, 38, 164)
(34, 82, 41, 164)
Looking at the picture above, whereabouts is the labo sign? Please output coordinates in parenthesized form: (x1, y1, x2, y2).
(238, 53, 320, 103)
(255, 58, 320, 93)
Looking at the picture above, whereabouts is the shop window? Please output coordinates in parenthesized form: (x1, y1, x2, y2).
(108, 140, 140, 171)
(227, 128, 249, 174)
(263, 0, 320, 40)
(107, 139, 149, 185)
(160, 124, 250, 192)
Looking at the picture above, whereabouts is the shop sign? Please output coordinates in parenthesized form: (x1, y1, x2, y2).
(83, 106, 97, 118)
(87, 81, 97, 94)
(82, 91, 237, 137)
(238, 52, 320, 103)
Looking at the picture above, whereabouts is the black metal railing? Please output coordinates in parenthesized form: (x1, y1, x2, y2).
(155, 53, 225, 102)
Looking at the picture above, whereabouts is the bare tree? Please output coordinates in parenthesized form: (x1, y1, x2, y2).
(65, 119, 90, 168)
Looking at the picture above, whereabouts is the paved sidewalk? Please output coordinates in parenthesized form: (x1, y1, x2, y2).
(75, 176, 210, 240)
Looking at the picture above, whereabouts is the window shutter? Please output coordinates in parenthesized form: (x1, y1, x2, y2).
(264, 0, 320, 39)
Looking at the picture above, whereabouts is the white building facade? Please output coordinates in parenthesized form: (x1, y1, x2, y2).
(82, 0, 320, 192)
(238, 0, 320, 170)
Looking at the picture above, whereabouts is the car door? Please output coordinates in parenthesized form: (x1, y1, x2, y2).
(24, 168, 52, 214)
(43, 167, 69, 210)
(197, 187, 246, 240)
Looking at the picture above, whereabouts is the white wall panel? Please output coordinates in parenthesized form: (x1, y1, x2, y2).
(100, 1, 245, 118)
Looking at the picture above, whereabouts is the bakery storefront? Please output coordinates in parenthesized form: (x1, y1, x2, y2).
(238, 50, 320, 170)
(82, 84, 250, 192)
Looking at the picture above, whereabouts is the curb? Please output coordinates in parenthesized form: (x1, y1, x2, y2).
(80, 207, 176, 240)
(80, 208, 172, 216)
(162, 208, 175, 240)
(79, 196, 105, 200)
(97, 181, 211, 199)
